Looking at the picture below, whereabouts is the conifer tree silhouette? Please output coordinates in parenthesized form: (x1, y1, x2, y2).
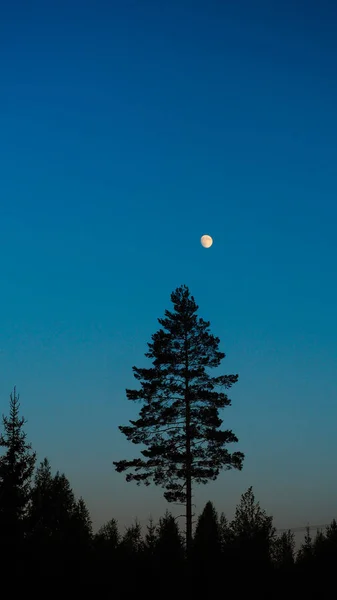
(114, 285, 244, 553)
(0, 387, 36, 553)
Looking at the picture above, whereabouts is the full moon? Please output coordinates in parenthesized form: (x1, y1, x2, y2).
(200, 234, 213, 248)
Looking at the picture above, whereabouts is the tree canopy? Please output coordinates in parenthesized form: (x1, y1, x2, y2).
(114, 284, 244, 551)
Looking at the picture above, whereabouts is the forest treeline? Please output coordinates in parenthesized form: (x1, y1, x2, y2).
(0, 388, 336, 596)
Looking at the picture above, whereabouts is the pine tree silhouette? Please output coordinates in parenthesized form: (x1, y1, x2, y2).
(114, 285, 244, 554)
(0, 387, 36, 564)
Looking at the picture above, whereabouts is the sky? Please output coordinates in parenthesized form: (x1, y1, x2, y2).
(1, 0, 337, 536)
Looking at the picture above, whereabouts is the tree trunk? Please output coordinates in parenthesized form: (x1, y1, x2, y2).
(185, 433, 192, 557)
(185, 377, 192, 555)
(184, 333, 192, 557)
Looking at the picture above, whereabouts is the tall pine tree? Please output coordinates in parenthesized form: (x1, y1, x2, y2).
(0, 387, 36, 550)
(113, 285, 244, 553)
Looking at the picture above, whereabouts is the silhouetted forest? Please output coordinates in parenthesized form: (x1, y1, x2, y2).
(2, 287, 335, 597)
(0, 388, 336, 597)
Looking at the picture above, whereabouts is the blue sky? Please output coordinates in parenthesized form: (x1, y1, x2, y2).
(1, 0, 337, 534)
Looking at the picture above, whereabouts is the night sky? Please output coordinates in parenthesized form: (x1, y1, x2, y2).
(1, 0, 337, 533)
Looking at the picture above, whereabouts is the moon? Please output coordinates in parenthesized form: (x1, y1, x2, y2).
(200, 234, 213, 248)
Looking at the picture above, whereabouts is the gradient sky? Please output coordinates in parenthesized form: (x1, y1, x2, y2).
(1, 0, 337, 535)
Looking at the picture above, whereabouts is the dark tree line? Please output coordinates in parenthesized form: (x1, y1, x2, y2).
(0, 387, 335, 596)
(1, 286, 335, 597)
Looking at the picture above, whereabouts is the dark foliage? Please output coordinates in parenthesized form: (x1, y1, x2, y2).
(113, 284, 244, 552)
(0, 387, 36, 564)
(192, 500, 221, 563)
(1, 277, 335, 598)
(0, 386, 335, 596)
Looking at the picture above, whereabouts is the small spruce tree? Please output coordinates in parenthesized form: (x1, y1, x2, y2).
(272, 530, 295, 570)
(193, 500, 221, 563)
(231, 486, 275, 568)
(145, 516, 158, 557)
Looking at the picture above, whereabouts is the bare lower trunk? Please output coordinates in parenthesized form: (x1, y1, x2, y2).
(185, 386, 192, 556)
(186, 456, 192, 556)
(184, 330, 192, 556)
